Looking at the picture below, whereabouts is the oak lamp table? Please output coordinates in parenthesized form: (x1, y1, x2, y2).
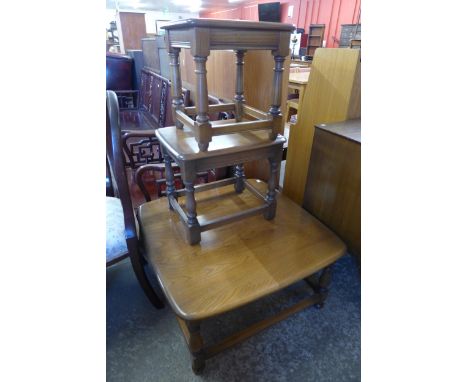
(139, 179, 346, 374)
(156, 126, 285, 244)
(161, 18, 294, 151)
(159, 19, 295, 244)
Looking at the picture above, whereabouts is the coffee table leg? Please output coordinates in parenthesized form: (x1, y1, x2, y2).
(186, 320, 205, 374)
(305, 265, 333, 309)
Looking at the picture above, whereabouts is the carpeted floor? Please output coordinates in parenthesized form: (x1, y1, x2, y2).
(107, 253, 360, 382)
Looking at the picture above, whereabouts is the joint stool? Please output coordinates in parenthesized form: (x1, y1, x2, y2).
(158, 19, 294, 244)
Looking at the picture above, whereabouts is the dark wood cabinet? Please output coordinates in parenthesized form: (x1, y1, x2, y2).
(303, 119, 361, 263)
(306, 24, 325, 57)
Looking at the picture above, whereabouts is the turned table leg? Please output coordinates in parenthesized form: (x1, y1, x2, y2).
(163, 149, 177, 210)
(182, 169, 201, 245)
(168, 48, 184, 129)
(264, 157, 279, 220)
(234, 163, 245, 194)
(305, 265, 333, 309)
(193, 55, 212, 152)
(234, 50, 246, 122)
(268, 54, 286, 140)
(186, 320, 205, 374)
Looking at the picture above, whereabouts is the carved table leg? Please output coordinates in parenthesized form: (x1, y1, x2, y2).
(234, 163, 245, 193)
(163, 150, 177, 210)
(264, 157, 279, 220)
(193, 55, 212, 152)
(186, 320, 205, 375)
(168, 48, 184, 129)
(182, 170, 201, 245)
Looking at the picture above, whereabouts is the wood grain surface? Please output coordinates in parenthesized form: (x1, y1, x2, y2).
(303, 120, 361, 262)
(117, 12, 147, 53)
(139, 179, 346, 320)
(282, 48, 361, 205)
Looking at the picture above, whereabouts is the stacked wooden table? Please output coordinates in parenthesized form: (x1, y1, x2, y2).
(140, 19, 348, 374)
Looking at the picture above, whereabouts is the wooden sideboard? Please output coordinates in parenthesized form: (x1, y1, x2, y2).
(302, 119, 361, 263)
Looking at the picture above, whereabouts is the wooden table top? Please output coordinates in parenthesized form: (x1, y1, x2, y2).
(316, 119, 361, 143)
(139, 180, 346, 321)
(161, 18, 295, 32)
(289, 71, 310, 85)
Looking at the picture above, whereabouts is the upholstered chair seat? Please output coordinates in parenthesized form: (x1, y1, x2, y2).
(106, 196, 128, 263)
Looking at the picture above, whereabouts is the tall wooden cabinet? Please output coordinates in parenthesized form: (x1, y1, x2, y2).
(116, 12, 147, 53)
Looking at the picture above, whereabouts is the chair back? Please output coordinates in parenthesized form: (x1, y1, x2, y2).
(106, 90, 138, 241)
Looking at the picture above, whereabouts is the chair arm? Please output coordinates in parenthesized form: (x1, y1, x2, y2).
(136, 164, 170, 202)
(121, 130, 162, 169)
(121, 129, 156, 137)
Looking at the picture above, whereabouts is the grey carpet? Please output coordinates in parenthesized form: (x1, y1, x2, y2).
(107, 253, 360, 382)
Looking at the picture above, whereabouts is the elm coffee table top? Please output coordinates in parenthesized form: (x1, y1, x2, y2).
(139, 179, 346, 321)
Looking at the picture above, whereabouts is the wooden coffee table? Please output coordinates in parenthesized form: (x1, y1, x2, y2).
(139, 179, 346, 373)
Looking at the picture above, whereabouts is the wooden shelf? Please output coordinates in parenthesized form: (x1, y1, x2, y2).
(306, 24, 325, 57)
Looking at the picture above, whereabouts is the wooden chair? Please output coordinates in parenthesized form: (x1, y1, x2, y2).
(106, 90, 164, 309)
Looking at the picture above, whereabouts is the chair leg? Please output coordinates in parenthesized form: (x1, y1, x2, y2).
(128, 240, 164, 309)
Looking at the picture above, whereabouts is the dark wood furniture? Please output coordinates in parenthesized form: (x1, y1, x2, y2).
(106, 53, 134, 91)
(139, 178, 347, 373)
(119, 67, 230, 169)
(303, 119, 361, 263)
(142, 36, 170, 79)
(116, 67, 230, 201)
(116, 11, 147, 53)
(106, 90, 164, 309)
(306, 24, 325, 57)
(339, 24, 361, 48)
(119, 68, 184, 131)
(106, 53, 136, 108)
(116, 68, 189, 170)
